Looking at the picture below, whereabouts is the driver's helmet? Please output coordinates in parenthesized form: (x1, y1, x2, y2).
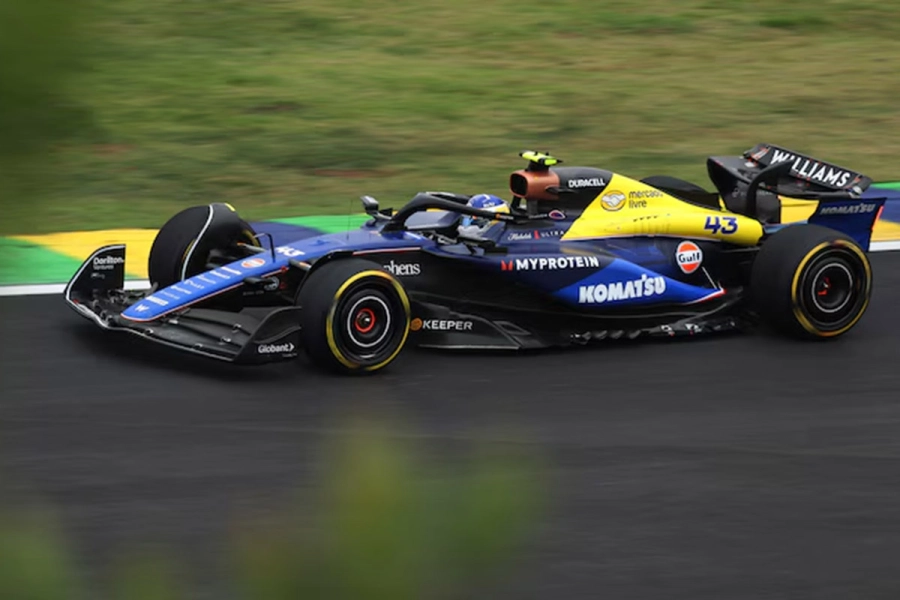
(459, 194, 510, 236)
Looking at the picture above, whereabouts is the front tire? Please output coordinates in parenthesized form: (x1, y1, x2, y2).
(148, 203, 257, 288)
(296, 259, 411, 374)
(751, 224, 872, 339)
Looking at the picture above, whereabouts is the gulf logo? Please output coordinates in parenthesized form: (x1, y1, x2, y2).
(676, 241, 703, 274)
(241, 257, 266, 269)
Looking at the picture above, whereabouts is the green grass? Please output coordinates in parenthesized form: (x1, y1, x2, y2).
(4, 0, 900, 234)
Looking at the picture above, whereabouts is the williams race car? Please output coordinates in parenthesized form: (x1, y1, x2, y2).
(65, 143, 886, 374)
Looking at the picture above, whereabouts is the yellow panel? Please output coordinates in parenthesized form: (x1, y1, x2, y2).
(872, 218, 900, 241)
(13, 229, 157, 278)
(562, 174, 764, 245)
(779, 197, 819, 223)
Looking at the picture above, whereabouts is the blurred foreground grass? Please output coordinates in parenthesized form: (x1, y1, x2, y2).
(3, 0, 900, 234)
(0, 423, 543, 599)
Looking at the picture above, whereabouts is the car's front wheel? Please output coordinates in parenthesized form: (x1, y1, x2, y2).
(751, 224, 872, 338)
(148, 203, 257, 288)
(295, 259, 411, 374)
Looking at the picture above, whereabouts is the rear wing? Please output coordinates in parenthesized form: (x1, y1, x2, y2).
(707, 145, 885, 250)
(707, 143, 873, 201)
(744, 143, 871, 193)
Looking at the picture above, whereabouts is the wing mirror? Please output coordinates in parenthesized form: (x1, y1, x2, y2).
(361, 195, 379, 213)
(360, 195, 392, 220)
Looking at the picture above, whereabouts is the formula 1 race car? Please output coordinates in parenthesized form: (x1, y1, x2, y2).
(65, 143, 886, 374)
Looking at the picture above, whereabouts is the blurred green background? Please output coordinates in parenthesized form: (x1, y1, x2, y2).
(2, 0, 900, 234)
(0, 421, 543, 599)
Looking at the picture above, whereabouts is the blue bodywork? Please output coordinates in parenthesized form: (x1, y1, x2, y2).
(122, 214, 729, 322)
(123, 228, 432, 321)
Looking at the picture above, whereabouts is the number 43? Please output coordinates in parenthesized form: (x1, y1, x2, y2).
(704, 216, 737, 235)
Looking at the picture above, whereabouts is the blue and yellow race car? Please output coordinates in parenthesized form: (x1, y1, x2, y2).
(65, 144, 885, 374)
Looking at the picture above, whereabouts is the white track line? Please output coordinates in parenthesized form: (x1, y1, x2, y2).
(871, 241, 900, 252)
(0, 280, 150, 297)
(1, 242, 898, 298)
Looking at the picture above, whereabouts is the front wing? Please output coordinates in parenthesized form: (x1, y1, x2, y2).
(64, 245, 302, 364)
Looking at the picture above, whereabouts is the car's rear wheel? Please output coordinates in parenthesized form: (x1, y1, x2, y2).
(639, 175, 723, 210)
(295, 259, 411, 374)
(640, 175, 710, 195)
(751, 224, 872, 338)
(148, 203, 257, 288)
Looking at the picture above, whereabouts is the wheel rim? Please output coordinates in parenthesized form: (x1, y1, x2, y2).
(344, 295, 391, 350)
(809, 262, 853, 314)
(796, 247, 869, 333)
(353, 307, 377, 335)
(332, 280, 407, 366)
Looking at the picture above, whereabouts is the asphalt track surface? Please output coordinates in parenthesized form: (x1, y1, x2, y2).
(4, 253, 900, 599)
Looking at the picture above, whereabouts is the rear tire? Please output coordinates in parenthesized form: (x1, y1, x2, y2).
(639, 175, 721, 210)
(640, 175, 710, 195)
(148, 203, 256, 288)
(296, 259, 411, 374)
(751, 224, 872, 339)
